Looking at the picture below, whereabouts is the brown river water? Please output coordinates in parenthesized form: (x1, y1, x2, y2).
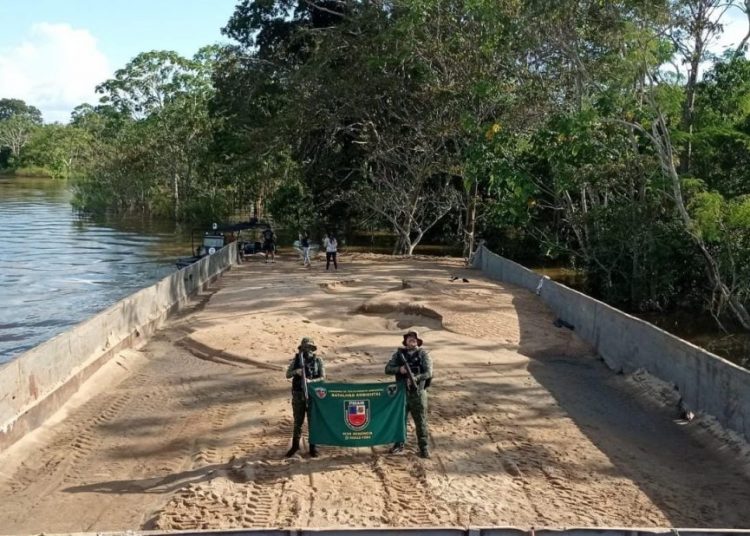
(0, 177, 194, 363)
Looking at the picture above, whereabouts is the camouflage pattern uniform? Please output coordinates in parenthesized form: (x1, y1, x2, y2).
(285, 337, 325, 457)
(385, 340, 433, 457)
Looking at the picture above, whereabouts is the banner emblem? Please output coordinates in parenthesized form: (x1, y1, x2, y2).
(386, 384, 398, 397)
(344, 400, 370, 431)
(315, 387, 327, 399)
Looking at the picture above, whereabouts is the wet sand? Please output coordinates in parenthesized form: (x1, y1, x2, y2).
(1, 253, 749, 534)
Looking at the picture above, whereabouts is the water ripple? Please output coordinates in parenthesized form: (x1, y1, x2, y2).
(0, 178, 193, 364)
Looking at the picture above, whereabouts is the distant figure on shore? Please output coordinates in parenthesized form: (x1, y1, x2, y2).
(300, 231, 311, 267)
(324, 232, 338, 271)
(262, 228, 276, 264)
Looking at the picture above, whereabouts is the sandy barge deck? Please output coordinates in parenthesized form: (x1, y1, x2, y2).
(1, 254, 749, 534)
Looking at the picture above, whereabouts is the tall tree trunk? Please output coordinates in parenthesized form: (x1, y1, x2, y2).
(679, 1, 710, 175)
(173, 173, 180, 219)
(463, 178, 479, 260)
(393, 233, 406, 255)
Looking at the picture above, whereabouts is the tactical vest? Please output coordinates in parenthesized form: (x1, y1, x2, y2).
(396, 349, 432, 390)
(292, 353, 322, 392)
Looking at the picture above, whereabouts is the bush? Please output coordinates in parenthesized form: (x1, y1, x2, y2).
(13, 166, 56, 178)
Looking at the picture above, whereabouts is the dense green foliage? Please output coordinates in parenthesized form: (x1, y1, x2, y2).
(2, 0, 750, 329)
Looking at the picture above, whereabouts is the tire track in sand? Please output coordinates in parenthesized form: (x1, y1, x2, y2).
(372, 455, 453, 526)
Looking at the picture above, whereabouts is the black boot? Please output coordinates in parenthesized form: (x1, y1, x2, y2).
(389, 442, 404, 454)
(285, 437, 300, 458)
(309, 444, 319, 458)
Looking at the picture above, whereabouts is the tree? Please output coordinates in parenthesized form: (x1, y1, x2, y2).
(81, 49, 223, 220)
(0, 98, 42, 123)
(96, 49, 215, 118)
(666, 0, 733, 174)
(215, 0, 531, 253)
(21, 124, 91, 178)
(0, 115, 37, 164)
(692, 56, 750, 197)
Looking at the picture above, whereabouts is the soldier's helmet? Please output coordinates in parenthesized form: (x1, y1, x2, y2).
(298, 337, 317, 351)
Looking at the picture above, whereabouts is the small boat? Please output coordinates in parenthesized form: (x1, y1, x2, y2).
(176, 219, 272, 269)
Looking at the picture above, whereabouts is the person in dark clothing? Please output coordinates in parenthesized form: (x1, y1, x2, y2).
(285, 337, 326, 457)
(262, 228, 276, 263)
(384, 330, 433, 458)
(324, 233, 338, 270)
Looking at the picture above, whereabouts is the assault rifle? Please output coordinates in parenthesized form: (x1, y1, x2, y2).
(399, 351, 419, 392)
(299, 351, 309, 400)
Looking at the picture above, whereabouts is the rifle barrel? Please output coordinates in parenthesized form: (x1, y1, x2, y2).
(300, 352, 309, 400)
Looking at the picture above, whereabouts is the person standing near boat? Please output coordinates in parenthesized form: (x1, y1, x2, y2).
(262, 227, 276, 264)
(324, 232, 338, 271)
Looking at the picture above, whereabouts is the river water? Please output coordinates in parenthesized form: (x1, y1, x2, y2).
(0, 177, 193, 363)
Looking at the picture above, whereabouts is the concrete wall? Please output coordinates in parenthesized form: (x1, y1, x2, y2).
(473, 245, 750, 444)
(0, 243, 238, 452)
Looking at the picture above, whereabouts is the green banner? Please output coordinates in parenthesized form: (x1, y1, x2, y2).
(308, 382, 406, 447)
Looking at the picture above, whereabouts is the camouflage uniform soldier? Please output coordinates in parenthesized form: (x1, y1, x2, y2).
(285, 337, 326, 458)
(384, 330, 433, 458)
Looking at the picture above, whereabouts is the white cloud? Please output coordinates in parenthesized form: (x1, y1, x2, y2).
(0, 23, 111, 123)
(712, 7, 750, 58)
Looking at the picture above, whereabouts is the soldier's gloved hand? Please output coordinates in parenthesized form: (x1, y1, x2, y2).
(399, 366, 408, 374)
(294, 369, 303, 376)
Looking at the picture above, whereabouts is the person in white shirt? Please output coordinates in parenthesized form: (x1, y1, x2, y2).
(300, 231, 311, 267)
(323, 233, 338, 271)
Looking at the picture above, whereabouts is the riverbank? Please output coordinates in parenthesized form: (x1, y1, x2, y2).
(0, 167, 56, 178)
(1, 252, 749, 533)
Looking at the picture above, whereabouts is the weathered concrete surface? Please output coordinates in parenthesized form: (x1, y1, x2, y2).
(472, 245, 750, 444)
(0, 243, 238, 452)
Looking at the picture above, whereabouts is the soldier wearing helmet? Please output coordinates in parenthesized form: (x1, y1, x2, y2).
(285, 337, 326, 458)
(384, 330, 433, 458)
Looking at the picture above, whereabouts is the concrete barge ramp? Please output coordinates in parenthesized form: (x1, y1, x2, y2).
(0, 255, 749, 534)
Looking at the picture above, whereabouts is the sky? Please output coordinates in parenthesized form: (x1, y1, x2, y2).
(0, 0, 239, 123)
(0, 2, 748, 124)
